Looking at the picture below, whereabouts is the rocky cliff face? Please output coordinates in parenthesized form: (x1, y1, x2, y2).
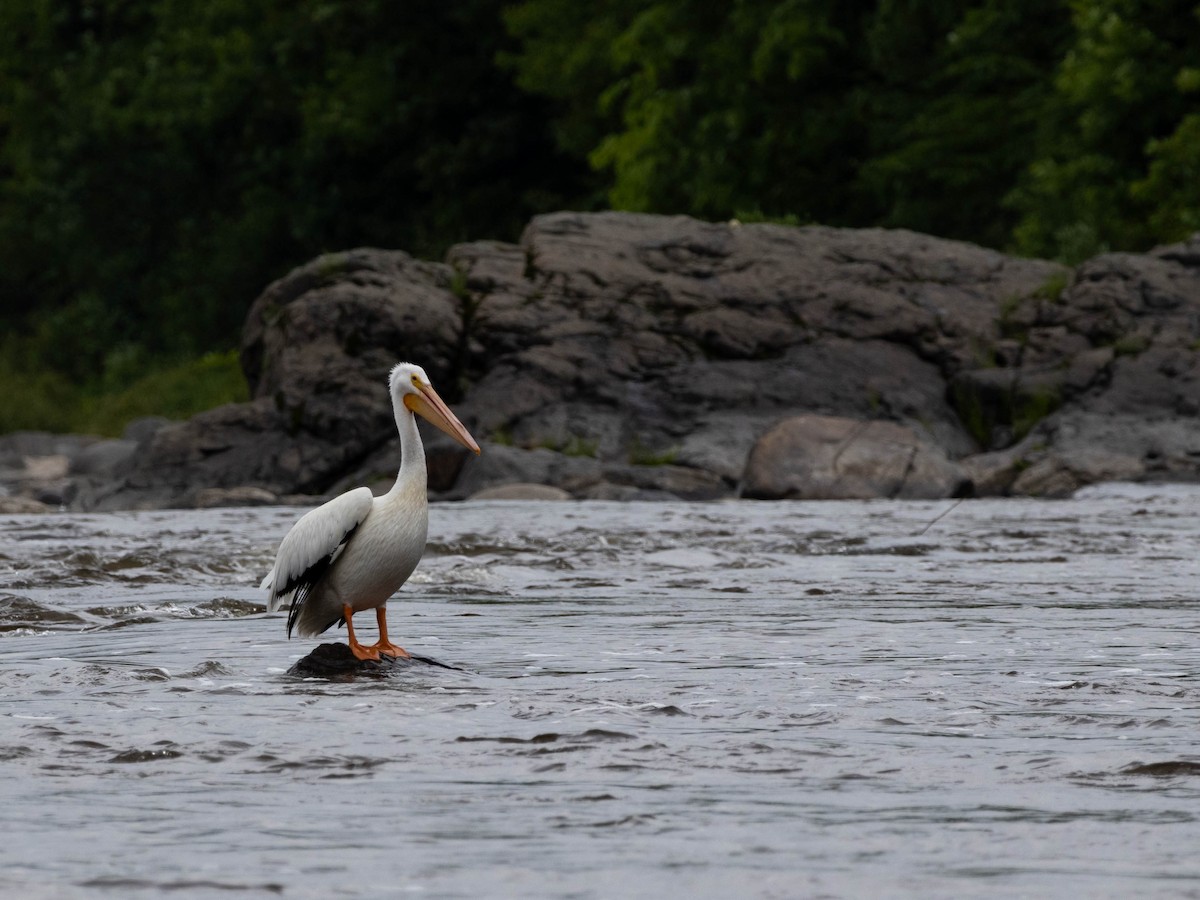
(6, 212, 1198, 510)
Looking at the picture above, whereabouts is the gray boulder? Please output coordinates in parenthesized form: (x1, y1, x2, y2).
(96, 249, 469, 509)
(191, 485, 282, 508)
(70, 439, 137, 477)
(742, 415, 970, 500)
(467, 483, 572, 501)
(0, 496, 54, 514)
(66, 212, 1200, 507)
(450, 214, 1057, 467)
(0, 431, 100, 507)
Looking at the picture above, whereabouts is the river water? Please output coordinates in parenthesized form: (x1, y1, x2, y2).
(1, 484, 1198, 899)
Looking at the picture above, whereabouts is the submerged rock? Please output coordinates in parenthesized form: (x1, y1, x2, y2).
(286, 642, 456, 679)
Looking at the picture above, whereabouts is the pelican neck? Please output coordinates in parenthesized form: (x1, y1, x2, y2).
(389, 403, 427, 497)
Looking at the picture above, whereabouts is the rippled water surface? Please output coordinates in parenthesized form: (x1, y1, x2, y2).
(2, 485, 1199, 898)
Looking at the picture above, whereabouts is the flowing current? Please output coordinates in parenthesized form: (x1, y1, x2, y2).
(2, 484, 1198, 899)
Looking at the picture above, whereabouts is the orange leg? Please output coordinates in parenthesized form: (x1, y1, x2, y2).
(370, 606, 411, 660)
(344, 604, 380, 662)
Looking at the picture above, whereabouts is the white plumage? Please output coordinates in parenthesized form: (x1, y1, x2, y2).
(260, 487, 372, 607)
(260, 363, 479, 660)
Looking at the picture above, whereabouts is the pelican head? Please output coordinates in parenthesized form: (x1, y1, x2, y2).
(389, 362, 480, 454)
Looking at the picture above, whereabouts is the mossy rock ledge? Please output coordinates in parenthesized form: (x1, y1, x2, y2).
(5, 214, 1198, 508)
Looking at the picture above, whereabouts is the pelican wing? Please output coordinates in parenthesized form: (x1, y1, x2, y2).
(261, 487, 373, 637)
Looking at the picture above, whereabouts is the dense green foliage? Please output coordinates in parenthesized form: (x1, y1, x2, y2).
(0, 349, 247, 435)
(1008, 1, 1200, 259)
(1, 0, 1198, 432)
(507, 0, 1200, 258)
(0, 0, 587, 387)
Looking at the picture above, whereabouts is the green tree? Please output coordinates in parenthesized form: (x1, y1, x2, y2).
(856, 0, 1071, 248)
(506, 0, 878, 226)
(506, 0, 1076, 247)
(1008, 0, 1200, 261)
(4, 0, 1195, 423)
(0, 0, 585, 382)
(1132, 43, 1200, 240)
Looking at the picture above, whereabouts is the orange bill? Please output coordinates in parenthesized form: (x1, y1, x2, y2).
(405, 381, 481, 454)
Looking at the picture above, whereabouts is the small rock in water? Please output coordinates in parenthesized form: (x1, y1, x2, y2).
(191, 485, 280, 508)
(468, 482, 572, 501)
(287, 642, 454, 678)
(0, 495, 54, 514)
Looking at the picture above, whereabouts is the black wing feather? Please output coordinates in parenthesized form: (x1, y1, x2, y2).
(280, 521, 361, 639)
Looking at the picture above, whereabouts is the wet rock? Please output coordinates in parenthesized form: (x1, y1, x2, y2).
(446, 444, 602, 500)
(0, 434, 99, 508)
(286, 642, 453, 679)
(0, 431, 97, 465)
(958, 443, 1035, 497)
(573, 482, 652, 501)
(957, 408, 1200, 496)
(1021, 411, 1199, 488)
(191, 486, 281, 508)
(0, 496, 54, 514)
(468, 482, 572, 501)
(1009, 449, 1145, 498)
(599, 462, 732, 500)
(673, 415, 778, 482)
(45, 212, 1200, 506)
(742, 415, 971, 500)
(70, 439, 137, 477)
(122, 416, 173, 445)
(21, 454, 70, 481)
(98, 249, 467, 510)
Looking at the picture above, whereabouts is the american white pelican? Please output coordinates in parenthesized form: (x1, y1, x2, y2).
(260, 363, 480, 661)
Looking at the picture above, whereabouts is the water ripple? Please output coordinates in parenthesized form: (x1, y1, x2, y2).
(0, 488, 1198, 897)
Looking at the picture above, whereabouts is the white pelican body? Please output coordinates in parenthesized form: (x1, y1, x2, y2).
(260, 363, 479, 660)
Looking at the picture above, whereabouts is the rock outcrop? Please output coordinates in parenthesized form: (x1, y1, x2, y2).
(4, 212, 1198, 509)
(742, 416, 971, 500)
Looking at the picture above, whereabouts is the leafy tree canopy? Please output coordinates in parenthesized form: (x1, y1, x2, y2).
(1, 0, 1198, 406)
(0, 0, 585, 380)
(1008, 0, 1200, 260)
